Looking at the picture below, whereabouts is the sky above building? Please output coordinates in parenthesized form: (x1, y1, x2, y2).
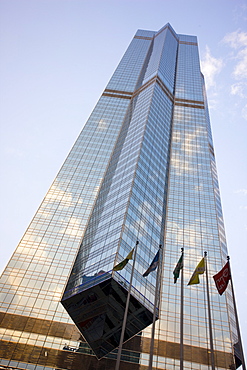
(0, 0, 246, 360)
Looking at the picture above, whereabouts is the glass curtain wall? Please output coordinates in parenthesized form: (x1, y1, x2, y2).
(0, 24, 240, 370)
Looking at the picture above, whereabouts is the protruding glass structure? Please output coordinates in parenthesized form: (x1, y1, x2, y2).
(0, 23, 244, 370)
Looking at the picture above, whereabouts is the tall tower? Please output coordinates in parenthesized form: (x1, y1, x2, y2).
(0, 23, 243, 370)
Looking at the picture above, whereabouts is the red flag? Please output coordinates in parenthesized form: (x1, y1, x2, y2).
(213, 261, 231, 295)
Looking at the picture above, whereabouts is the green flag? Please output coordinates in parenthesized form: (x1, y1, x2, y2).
(173, 254, 183, 283)
(113, 249, 134, 271)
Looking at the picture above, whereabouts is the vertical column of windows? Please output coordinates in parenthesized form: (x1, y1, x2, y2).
(106, 37, 153, 92)
(152, 38, 235, 369)
(143, 26, 178, 93)
(66, 85, 157, 294)
(162, 103, 232, 358)
(203, 87, 237, 354)
(119, 83, 173, 314)
(175, 42, 203, 102)
(143, 29, 167, 83)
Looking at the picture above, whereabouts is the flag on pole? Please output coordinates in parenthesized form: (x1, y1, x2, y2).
(188, 257, 205, 285)
(143, 250, 160, 277)
(113, 248, 134, 271)
(213, 261, 231, 295)
(173, 253, 183, 283)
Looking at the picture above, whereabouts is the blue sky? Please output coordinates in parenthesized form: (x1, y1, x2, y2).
(0, 0, 246, 360)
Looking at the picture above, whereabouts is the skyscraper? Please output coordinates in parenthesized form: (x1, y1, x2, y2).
(0, 22, 244, 370)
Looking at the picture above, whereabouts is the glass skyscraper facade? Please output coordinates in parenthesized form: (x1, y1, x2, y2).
(0, 23, 243, 370)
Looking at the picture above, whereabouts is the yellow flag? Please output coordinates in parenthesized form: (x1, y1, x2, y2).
(188, 257, 205, 285)
(113, 249, 134, 271)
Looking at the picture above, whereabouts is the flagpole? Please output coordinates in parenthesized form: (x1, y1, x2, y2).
(115, 241, 139, 370)
(180, 247, 184, 370)
(204, 251, 215, 370)
(148, 245, 162, 370)
(227, 256, 246, 370)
